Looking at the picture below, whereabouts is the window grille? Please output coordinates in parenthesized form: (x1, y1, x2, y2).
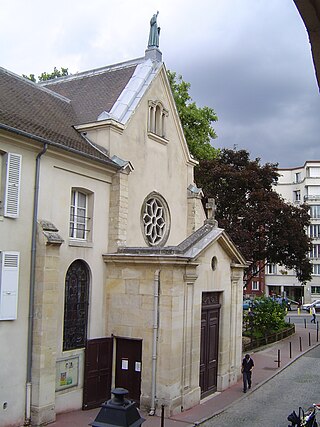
(63, 260, 89, 351)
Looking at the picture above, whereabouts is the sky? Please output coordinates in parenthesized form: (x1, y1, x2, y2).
(1, 0, 319, 168)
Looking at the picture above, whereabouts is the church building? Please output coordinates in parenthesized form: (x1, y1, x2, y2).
(0, 16, 247, 426)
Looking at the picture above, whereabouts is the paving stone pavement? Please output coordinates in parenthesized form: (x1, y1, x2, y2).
(52, 316, 320, 427)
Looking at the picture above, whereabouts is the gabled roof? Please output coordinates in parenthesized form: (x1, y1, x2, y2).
(41, 59, 141, 124)
(0, 67, 117, 166)
(0, 53, 164, 165)
(42, 57, 163, 126)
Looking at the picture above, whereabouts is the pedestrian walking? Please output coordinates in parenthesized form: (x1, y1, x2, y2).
(311, 305, 317, 323)
(242, 353, 254, 393)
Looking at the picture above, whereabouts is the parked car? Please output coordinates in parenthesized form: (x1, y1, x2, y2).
(243, 299, 253, 310)
(301, 299, 320, 311)
(270, 296, 294, 311)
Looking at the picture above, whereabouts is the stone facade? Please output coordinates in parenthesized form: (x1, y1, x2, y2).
(0, 43, 247, 426)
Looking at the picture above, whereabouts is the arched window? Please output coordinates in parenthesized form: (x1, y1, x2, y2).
(63, 260, 90, 351)
(148, 100, 168, 139)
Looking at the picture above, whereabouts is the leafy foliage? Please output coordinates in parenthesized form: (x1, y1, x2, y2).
(244, 297, 288, 337)
(167, 70, 219, 160)
(195, 148, 312, 283)
(23, 67, 69, 83)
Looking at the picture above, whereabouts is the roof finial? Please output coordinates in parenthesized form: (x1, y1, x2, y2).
(148, 11, 160, 48)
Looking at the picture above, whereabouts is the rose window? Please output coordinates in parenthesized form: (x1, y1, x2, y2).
(141, 194, 170, 246)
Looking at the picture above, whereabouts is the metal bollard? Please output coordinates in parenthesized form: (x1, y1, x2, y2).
(300, 336, 303, 352)
(289, 341, 292, 359)
(161, 405, 165, 427)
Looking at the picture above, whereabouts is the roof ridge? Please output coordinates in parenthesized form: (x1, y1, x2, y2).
(40, 57, 145, 86)
(0, 67, 71, 103)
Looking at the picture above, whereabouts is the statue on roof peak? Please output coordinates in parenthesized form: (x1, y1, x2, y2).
(148, 11, 160, 48)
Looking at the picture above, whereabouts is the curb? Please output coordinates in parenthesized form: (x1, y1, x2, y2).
(193, 340, 320, 426)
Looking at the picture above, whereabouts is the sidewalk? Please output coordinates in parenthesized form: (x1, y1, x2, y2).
(52, 319, 320, 427)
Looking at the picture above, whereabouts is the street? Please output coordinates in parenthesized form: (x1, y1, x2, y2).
(287, 312, 320, 331)
(202, 329, 320, 427)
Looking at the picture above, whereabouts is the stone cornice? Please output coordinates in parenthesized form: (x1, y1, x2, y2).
(102, 253, 199, 267)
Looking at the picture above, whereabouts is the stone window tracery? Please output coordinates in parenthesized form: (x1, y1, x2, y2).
(141, 192, 170, 246)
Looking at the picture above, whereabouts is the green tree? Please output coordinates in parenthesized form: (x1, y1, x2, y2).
(23, 67, 69, 83)
(167, 70, 219, 160)
(195, 148, 312, 283)
(244, 297, 287, 338)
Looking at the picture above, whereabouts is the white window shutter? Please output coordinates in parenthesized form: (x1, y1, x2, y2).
(4, 153, 22, 218)
(0, 251, 20, 320)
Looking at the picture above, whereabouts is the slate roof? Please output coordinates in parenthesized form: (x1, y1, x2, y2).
(0, 58, 143, 166)
(41, 61, 139, 124)
(107, 221, 247, 266)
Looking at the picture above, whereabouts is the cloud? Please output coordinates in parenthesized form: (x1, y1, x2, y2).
(1, 0, 319, 168)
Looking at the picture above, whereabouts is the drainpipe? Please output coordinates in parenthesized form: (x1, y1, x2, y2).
(149, 270, 160, 416)
(25, 144, 48, 426)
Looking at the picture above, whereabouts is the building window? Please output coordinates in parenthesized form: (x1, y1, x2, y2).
(308, 167, 320, 178)
(293, 190, 301, 203)
(310, 205, 320, 219)
(308, 225, 320, 238)
(69, 189, 92, 241)
(0, 152, 22, 218)
(312, 264, 320, 275)
(252, 281, 259, 291)
(310, 244, 320, 259)
(252, 263, 259, 275)
(0, 251, 19, 320)
(295, 172, 301, 183)
(306, 186, 320, 201)
(141, 192, 170, 246)
(267, 263, 277, 274)
(311, 286, 320, 294)
(63, 260, 90, 351)
(148, 100, 169, 139)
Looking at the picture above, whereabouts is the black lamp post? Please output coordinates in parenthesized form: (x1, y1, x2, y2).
(90, 388, 145, 427)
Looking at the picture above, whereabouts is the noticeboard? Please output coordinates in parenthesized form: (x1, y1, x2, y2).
(55, 356, 79, 391)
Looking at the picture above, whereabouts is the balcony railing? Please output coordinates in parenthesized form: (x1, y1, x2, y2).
(304, 195, 320, 202)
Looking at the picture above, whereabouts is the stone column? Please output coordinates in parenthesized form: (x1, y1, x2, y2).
(181, 266, 201, 411)
(31, 221, 64, 425)
(230, 265, 245, 383)
(108, 170, 129, 252)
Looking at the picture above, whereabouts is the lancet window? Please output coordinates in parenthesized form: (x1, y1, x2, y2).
(148, 100, 169, 139)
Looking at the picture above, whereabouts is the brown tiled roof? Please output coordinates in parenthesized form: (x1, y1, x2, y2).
(42, 62, 138, 124)
(0, 60, 140, 165)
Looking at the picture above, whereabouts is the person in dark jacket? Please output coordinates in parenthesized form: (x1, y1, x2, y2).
(242, 353, 254, 393)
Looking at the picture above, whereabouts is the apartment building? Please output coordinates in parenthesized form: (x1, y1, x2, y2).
(265, 161, 320, 304)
